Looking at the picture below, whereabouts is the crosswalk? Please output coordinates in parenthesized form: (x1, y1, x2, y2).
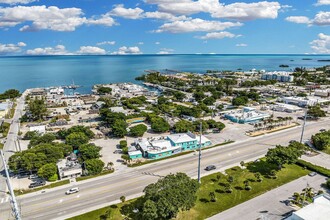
(0, 197, 10, 204)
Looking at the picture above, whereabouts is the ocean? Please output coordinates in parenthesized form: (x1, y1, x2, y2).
(0, 54, 329, 94)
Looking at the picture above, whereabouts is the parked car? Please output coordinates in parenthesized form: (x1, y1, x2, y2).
(29, 181, 46, 188)
(205, 165, 216, 171)
(308, 172, 317, 177)
(66, 187, 79, 195)
(320, 129, 326, 132)
(113, 150, 122, 154)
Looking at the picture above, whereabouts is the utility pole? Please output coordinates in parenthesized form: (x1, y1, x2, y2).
(300, 108, 307, 143)
(197, 121, 202, 184)
(0, 150, 21, 220)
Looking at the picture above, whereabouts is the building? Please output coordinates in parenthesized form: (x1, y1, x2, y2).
(271, 103, 303, 113)
(132, 132, 212, 160)
(0, 102, 10, 119)
(109, 106, 129, 115)
(286, 194, 330, 220)
(314, 89, 330, 97)
(57, 158, 82, 180)
(224, 107, 270, 124)
(29, 125, 46, 134)
(281, 96, 329, 107)
(261, 71, 294, 82)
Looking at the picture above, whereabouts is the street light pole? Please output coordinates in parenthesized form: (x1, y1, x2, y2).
(300, 108, 307, 143)
(197, 121, 202, 184)
(0, 150, 21, 220)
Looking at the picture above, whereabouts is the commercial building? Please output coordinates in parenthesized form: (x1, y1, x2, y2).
(0, 102, 10, 119)
(224, 107, 270, 124)
(271, 103, 303, 113)
(132, 132, 211, 160)
(57, 158, 82, 180)
(286, 194, 330, 220)
(281, 96, 329, 107)
(261, 71, 294, 82)
(314, 89, 330, 97)
(29, 125, 46, 134)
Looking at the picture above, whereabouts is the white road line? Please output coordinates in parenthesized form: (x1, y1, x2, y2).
(5, 197, 9, 202)
(1, 198, 4, 203)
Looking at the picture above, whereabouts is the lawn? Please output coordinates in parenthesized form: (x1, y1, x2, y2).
(67, 160, 309, 220)
(0, 143, 3, 149)
(76, 169, 114, 182)
(176, 161, 309, 220)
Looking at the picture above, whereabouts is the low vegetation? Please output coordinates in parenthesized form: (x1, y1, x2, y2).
(14, 179, 70, 196)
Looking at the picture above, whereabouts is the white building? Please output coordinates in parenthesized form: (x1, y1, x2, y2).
(29, 125, 46, 134)
(224, 107, 270, 124)
(286, 194, 330, 220)
(261, 71, 294, 82)
(314, 89, 330, 97)
(281, 96, 329, 107)
(271, 103, 303, 113)
(57, 159, 82, 180)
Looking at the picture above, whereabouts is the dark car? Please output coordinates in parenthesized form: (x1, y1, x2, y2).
(205, 165, 216, 171)
(320, 129, 326, 132)
(29, 181, 46, 188)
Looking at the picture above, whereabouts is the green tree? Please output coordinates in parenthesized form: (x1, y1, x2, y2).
(311, 130, 330, 151)
(203, 97, 216, 105)
(0, 89, 20, 100)
(129, 124, 148, 137)
(33, 143, 64, 164)
(308, 105, 326, 118)
(57, 126, 95, 139)
(142, 173, 199, 219)
(193, 91, 206, 102)
(120, 196, 126, 203)
(265, 145, 303, 169)
(326, 179, 330, 189)
(79, 143, 101, 161)
(28, 98, 47, 120)
(209, 192, 216, 202)
(119, 140, 127, 148)
(38, 163, 57, 180)
(150, 117, 170, 133)
(65, 132, 89, 148)
(173, 120, 195, 133)
(85, 159, 105, 175)
(142, 200, 158, 220)
(111, 120, 128, 137)
(97, 87, 112, 95)
(232, 96, 248, 106)
(23, 131, 39, 140)
(28, 133, 56, 148)
(173, 91, 186, 101)
(193, 120, 209, 132)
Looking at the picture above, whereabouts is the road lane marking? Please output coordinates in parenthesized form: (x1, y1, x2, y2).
(1, 198, 4, 203)
(5, 197, 9, 202)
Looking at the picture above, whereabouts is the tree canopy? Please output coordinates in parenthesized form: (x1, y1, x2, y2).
(141, 173, 199, 219)
(173, 120, 195, 133)
(129, 124, 148, 137)
(65, 132, 89, 148)
(85, 159, 104, 175)
(38, 163, 58, 181)
(111, 120, 128, 138)
(0, 89, 20, 100)
(266, 144, 304, 169)
(311, 130, 330, 151)
(28, 98, 47, 121)
(150, 116, 170, 133)
(97, 87, 112, 95)
(308, 105, 326, 118)
(79, 143, 102, 161)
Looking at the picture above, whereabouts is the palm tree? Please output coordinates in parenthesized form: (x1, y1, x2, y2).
(107, 162, 114, 170)
(254, 172, 262, 182)
(228, 175, 234, 184)
(293, 192, 302, 204)
(209, 192, 216, 202)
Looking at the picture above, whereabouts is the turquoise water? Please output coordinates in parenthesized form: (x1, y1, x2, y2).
(0, 54, 329, 94)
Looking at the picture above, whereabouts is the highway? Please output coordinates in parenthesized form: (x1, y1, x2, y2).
(0, 118, 329, 220)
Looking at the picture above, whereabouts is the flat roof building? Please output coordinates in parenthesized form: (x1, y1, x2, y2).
(224, 107, 270, 124)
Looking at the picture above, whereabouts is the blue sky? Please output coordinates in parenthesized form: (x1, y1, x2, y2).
(0, 0, 329, 55)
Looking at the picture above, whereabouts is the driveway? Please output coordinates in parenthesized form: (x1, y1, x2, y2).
(208, 174, 328, 220)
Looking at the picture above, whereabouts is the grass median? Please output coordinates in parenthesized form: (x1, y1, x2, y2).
(67, 160, 309, 220)
(14, 179, 70, 196)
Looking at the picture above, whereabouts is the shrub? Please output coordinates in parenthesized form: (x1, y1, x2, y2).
(326, 179, 330, 189)
(296, 160, 330, 177)
(245, 185, 252, 191)
(48, 174, 58, 182)
(119, 140, 127, 149)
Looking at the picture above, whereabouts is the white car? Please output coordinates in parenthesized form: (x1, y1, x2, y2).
(65, 187, 79, 195)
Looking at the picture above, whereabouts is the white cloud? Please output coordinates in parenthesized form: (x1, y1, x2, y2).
(316, 0, 330, 6)
(155, 42, 160, 45)
(0, 5, 116, 32)
(144, 11, 188, 21)
(26, 45, 70, 55)
(111, 46, 142, 55)
(286, 11, 330, 26)
(236, 43, 248, 47)
(155, 18, 242, 33)
(145, 0, 282, 21)
(0, 41, 26, 55)
(96, 41, 116, 46)
(138, 42, 144, 45)
(109, 4, 144, 19)
(285, 16, 311, 24)
(77, 46, 106, 55)
(310, 33, 330, 53)
(196, 31, 236, 40)
(0, 0, 36, 4)
(157, 48, 174, 54)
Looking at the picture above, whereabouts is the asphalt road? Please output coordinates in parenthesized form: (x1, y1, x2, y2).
(0, 118, 329, 220)
(0, 93, 26, 199)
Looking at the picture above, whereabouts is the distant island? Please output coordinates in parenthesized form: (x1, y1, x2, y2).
(318, 59, 330, 62)
(279, 64, 289, 67)
(302, 58, 312, 60)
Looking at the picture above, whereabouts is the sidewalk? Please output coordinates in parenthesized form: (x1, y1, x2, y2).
(208, 174, 328, 220)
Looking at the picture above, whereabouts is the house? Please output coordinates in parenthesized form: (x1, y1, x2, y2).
(132, 132, 211, 160)
(0, 102, 10, 119)
(29, 125, 46, 134)
(57, 158, 82, 180)
(271, 103, 303, 113)
(286, 194, 330, 220)
(314, 89, 330, 97)
(92, 101, 105, 110)
(109, 106, 129, 115)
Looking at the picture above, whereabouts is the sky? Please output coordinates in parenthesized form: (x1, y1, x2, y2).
(0, 0, 329, 55)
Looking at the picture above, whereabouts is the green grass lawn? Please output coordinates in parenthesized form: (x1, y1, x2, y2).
(67, 160, 309, 220)
(76, 169, 114, 182)
(322, 148, 330, 155)
(176, 161, 309, 220)
(0, 142, 3, 149)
